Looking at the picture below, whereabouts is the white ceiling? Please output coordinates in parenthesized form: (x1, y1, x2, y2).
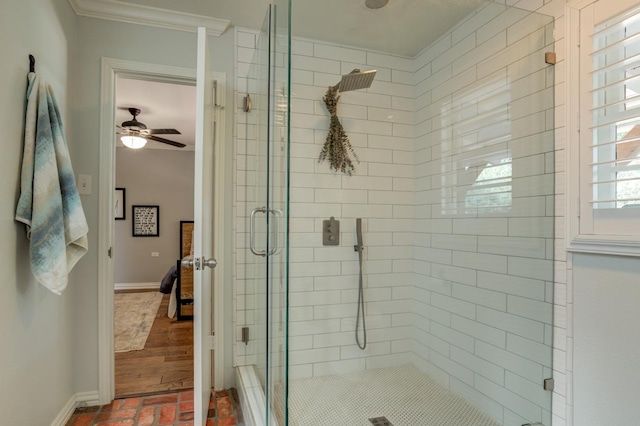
(289, 0, 487, 57)
(120, 0, 488, 57)
(115, 77, 196, 151)
(114, 0, 490, 149)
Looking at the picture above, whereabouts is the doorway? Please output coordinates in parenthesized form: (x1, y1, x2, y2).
(97, 57, 228, 409)
(113, 77, 196, 397)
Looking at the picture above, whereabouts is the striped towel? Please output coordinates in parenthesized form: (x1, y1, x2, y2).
(15, 72, 88, 295)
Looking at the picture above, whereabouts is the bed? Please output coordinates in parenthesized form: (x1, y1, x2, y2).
(160, 220, 194, 320)
(176, 220, 194, 320)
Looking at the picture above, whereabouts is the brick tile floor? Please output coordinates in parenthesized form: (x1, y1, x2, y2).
(66, 389, 242, 426)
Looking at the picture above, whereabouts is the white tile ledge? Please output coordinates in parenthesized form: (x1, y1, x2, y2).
(568, 237, 640, 258)
(236, 365, 281, 426)
(67, 0, 230, 36)
(237, 366, 264, 426)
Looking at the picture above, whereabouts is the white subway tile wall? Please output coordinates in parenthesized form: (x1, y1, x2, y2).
(235, 27, 416, 384)
(234, 0, 571, 424)
(412, 3, 555, 424)
(289, 38, 416, 378)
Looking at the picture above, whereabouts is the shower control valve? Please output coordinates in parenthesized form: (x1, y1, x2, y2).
(322, 216, 340, 246)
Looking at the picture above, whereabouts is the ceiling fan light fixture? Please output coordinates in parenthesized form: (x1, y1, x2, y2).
(121, 135, 147, 149)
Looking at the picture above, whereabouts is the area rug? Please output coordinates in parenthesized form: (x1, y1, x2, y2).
(114, 292, 163, 352)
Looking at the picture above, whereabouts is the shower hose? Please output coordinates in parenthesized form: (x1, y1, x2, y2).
(355, 218, 367, 350)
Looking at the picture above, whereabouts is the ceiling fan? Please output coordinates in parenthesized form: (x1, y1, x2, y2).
(116, 107, 186, 148)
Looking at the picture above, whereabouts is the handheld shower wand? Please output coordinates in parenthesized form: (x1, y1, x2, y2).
(354, 218, 367, 350)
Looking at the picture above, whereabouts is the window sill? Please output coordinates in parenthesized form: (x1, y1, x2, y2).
(568, 236, 640, 257)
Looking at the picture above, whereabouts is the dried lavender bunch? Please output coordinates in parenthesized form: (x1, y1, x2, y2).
(318, 86, 359, 175)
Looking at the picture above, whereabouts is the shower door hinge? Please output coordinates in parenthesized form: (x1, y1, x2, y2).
(108, 247, 112, 258)
(241, 327, 250, 345)
(544, 378, 554, 391)
(544, 52, 556, 65)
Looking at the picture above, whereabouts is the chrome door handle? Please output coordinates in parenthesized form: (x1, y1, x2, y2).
(250, 207, 282, 257)
(268, 208, 283, 256)
(181, 257, 217, 270)
(181, 257, 195, 268)
(250, 207, 267, 257)
(203, 258, 217, 269)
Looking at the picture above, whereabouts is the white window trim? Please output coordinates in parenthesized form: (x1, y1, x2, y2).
(565, 0, 640, 256)
(566, 0, 640, 257)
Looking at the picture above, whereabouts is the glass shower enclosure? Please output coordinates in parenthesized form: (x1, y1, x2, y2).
(237, 0, 556, 425)
(237, 2, 290, 425)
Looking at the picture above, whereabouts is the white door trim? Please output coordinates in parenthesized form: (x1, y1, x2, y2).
(98, 57, 227, 403)
(211, 68, 227, 393)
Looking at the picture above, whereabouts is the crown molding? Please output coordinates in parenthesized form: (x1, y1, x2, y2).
(67, 0, 231, 36)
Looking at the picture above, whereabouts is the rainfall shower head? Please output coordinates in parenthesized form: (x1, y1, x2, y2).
(333, 69, 377, 92)
(365, 0, 389, 9)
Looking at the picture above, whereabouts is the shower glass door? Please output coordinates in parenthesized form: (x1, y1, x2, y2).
(242, 2, 290, 425)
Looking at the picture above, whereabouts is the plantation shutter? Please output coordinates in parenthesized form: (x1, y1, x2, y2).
(579, 2, 640, 237)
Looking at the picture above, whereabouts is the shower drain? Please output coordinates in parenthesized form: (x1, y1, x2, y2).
(369, 417, 394, 426)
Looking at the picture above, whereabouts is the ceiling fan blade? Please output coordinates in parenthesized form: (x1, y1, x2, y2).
(147, 135, 186, 148)
(148, 128, 181, 135)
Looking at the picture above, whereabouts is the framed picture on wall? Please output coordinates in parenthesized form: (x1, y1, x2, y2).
(132, 205, 159, 237)
(114, 188, 126, 220)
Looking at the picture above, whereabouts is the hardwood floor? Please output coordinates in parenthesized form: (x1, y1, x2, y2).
(115, 292, 194, 398)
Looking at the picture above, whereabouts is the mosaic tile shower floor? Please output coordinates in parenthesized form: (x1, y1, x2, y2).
(65, 389, 242, 426)
(286, 366, 501, 426)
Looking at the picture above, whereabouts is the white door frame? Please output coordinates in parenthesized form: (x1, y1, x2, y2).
(97, 57, 227, 403)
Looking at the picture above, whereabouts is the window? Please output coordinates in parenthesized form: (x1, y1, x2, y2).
(589, 4, 640, 211)
(569, 0, 640, 255)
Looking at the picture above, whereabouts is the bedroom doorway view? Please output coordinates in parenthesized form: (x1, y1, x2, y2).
(113, 76, 197, 398)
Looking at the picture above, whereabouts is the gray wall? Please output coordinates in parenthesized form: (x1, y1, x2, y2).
(573, 253, 640, 425)
(0, 0, 78, 424)
(115, 148, 195, 283)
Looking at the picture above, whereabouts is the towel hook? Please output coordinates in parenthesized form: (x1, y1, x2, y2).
(29, 55, 35, 73)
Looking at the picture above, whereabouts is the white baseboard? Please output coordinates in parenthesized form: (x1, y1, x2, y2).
(51, 391, 101, 426)
(76, 391, 101, 407)
(114, 282, 159, 291)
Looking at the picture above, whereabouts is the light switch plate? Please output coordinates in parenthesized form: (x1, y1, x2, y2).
(77, 174, 92, 195)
